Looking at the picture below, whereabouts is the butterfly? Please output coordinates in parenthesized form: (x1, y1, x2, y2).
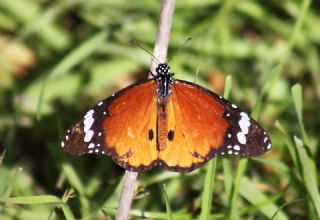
(61, 63, 271, 172)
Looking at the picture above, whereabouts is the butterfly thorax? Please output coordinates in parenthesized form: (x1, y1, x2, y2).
(155, 63, 174, 151)
(155, 63, 174, 98)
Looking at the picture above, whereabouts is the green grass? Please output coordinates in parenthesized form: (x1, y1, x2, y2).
(1, 0, 320, 219)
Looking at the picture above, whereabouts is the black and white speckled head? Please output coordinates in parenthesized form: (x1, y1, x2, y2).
(155, 63, 174, 98)
(156, 63, 171, 76)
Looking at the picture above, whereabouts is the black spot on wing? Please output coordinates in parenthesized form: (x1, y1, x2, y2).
(167, 130, 174, 141)
(148, 129, 154, 141)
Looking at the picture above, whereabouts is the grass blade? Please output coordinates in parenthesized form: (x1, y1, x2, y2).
(199, 158, 217, 220)
(274, 121, 298, 167)
(162, 184, 173, 220)
(0, 195, 61, 204)
(239, 177, 288, 220)
(61, 162, 85, 195)
(294, 137, 320, 218)
(229, 158, 247, 219)
(0, 167, 22, 212)
(60, 203, 75, 220)
(292, 84, 310, 149)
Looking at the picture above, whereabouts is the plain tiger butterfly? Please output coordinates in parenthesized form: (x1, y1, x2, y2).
(61, 63, 271, 172)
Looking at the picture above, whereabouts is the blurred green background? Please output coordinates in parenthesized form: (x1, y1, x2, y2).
(0, 0, 320, 219)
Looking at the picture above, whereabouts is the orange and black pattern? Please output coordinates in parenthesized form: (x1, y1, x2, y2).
(61, 63, 271, 173)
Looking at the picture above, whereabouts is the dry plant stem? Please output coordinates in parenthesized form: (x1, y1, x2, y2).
(150, 0, 176, 77)
(115, 171, 138, 220)
(116, 0, 176, 219)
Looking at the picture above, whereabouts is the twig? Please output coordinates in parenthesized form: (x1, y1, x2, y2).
(115, 0, 175, 219)
(150, 0, 176, 77)
(115, 171, 138, 220)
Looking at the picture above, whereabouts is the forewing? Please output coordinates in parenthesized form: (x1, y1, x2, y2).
(61, 80, 158, 171)
(159, 80, 271, 172)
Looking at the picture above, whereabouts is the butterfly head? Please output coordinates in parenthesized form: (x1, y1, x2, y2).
(155, 63, 174, 97)
(156, 63, 172, 76)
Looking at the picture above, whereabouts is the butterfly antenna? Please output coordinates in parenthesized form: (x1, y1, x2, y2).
(168, 37, 192, 62)
(130, 40, 161, 64)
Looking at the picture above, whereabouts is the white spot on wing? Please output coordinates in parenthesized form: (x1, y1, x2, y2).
(267, 143, 271, 149)
(84, 130, 94, 142)
(233, 145, 240, 151)
(232, 104, 237, 108)
(88, 143, 95, 149)
(236, 112, 251, 145)
(83, 109, 95, 143)
(84, 117, 94, 132)
(61, 141, 65, 147)
(237, 133, 246, 145)
(98, 101, 103, 106)
(84, 109, 94, 118)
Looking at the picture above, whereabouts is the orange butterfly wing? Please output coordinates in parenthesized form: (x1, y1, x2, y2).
(62, 80, 158, 171)
(158, 80, 229, 171)
(158, 80, 271, 172)
(104, 80, 158, 170)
